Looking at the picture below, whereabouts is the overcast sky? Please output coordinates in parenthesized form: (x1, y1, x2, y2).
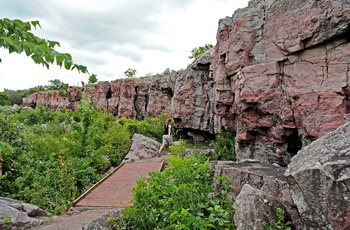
(0, 0, 249, 91)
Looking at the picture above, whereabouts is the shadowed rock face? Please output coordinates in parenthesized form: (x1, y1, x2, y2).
(23, 0, 350, 165)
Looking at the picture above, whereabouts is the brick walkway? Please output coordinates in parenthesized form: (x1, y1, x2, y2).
(74, 156, 166, 208)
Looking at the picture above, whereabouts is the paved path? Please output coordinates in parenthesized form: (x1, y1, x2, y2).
(33, 155, 168, 230)
(74, 155, 167, 208)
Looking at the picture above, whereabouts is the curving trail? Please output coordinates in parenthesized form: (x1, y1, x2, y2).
(74, 156, 166, 207)
(33, 155, 167, 230)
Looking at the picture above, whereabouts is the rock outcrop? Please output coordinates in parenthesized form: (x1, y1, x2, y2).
(0, 196, 50, 229)
(23, 0, 350, 165)
(82, 210, 122, 230)
(284, 120, 350, 229)
(17, 0, 350, 229)
(123, 133, 162, 162)
(173, 0, 350, 165)
(23, 69, 178, 120)
(214, 121, 350, 229)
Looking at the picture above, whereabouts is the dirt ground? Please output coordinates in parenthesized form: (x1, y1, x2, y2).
(32, 207, 121, 230)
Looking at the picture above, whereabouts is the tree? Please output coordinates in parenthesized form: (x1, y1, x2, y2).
(0, 18, 88, 73)
(4, 89, 22, 105)
(88, 73, 98, 84)
(47, 79, 68, 91)
(124, 68, 137, 78)
(0, 92, 9, 105)
(188, 43, 213, 59)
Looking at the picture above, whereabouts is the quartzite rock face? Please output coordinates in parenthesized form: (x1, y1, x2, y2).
(22, 0, 350, 165)
(214, 160, 302, 228)
(171, 50, 214, 132)
(172, 0, 350, 164)
(233, 184, 287, 230)
(285, 122, 350, 229)
(23, 70, 177, 120)
(215, 122, 350, 229)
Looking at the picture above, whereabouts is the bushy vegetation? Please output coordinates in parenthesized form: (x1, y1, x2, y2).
(168, 139, 187, 157)
(0, 98, 173, 214)
(110, 153, 235, 229)
(213, 131, 236, 161)
(188, 44, 214, 59)
(0, 95, 238, 224)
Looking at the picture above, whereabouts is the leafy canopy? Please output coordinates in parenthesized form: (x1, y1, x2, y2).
(0, 18, 88, 73)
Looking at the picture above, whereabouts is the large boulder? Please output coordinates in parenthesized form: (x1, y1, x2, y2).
(285, 121, 350, 229)
(82, 210, 122, 230)
(0, 196, 50, 229)
(123, 134, 161, 162)
(215, 121, 350, 229)
(234, 184, 287, 230)
(214, 160, 301, 228)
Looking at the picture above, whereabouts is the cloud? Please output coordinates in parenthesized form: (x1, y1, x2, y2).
(0, 0, 250, 90)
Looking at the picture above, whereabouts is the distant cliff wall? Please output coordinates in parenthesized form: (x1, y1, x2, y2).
(23, 69, 178, 120)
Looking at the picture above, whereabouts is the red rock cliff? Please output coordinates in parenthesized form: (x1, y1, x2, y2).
(23, 0, 350, 165)
(172, 0, 350, 165)
(23, 69, 177, 119)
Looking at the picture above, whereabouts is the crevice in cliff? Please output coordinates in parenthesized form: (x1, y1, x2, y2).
(133, 86, 144, 120)
(106, 87, 112, 99)
(300, 26, 350, 53)
(278, 60, 298, 126)
(134, 86, 139, 119)
(193, 63, 210, 71)
(106, 86, 112, 109)
(284, 128, 302, 158)
(339, 26, 350, 42)
(277, 60, 303, 162)
(144, 94, 149, 115)
(175, 127, 215, 143)
(341, 86, 350, 114)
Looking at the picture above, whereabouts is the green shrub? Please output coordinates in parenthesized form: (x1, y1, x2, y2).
(0, 216, 11, 228)
(0, 105, 182, 216)
(110, 153, 235, 229)
(136, 117, 163, 142)
(213, 131, 236, 161)
(168, 139, 186, 156)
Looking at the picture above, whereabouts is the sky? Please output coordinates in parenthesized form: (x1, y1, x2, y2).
(0, 0, 249, 91)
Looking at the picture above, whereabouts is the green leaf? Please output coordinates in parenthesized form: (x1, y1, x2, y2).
(55, 53, 64, 67)
(64, 59, 72, 70)
(30, 20, 41, 29)
(1, 37, 14, 46)
(0, 18, 89, 73)
(45, 53, 55, 63)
